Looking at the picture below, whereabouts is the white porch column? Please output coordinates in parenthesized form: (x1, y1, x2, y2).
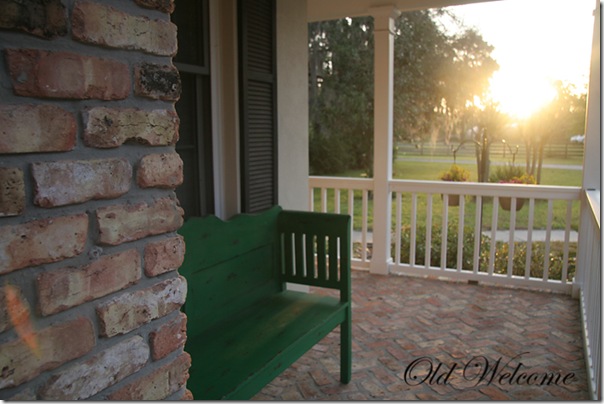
(581, 0, 600, 191)
(370, 6, 400, 275)
(574, 0, 600, 298)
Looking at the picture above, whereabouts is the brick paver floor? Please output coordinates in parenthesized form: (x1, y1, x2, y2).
(253, 271, 589, 400)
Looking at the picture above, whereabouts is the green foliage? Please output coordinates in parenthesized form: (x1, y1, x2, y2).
(439, 164, 470, 181)
(489, 164, 536, 184)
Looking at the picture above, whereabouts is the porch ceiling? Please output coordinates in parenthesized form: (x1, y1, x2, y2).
(308, 0, 503, 21)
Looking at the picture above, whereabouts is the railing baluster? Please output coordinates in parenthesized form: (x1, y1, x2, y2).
(361, 190, 368, 263)
(543, 200, 554, 281)
(411, 193, 417, 266)
(489, 197, 499, 276)
(525, 198, 535, 279)
(425, 194, 433, 269)
(457, 195, 465, 271)
(562, 200, 573, 283)
(335, 188, 341, 214)
(321, 188, 328, 213)
(473, 195, 482, 274)
(507, 197, 517, 277)
(441, 195, 448, 270)
(395, 192, 402, 265)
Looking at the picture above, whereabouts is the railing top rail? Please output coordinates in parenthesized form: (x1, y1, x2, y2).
(585, 189, 601, 229)
(309, 176, 374, 190)
(389, 179, 581, 200)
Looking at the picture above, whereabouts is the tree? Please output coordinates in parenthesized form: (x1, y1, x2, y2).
(309, 17, 374, 175)
(308, 11, 498, 175)
(522, 81, 587, 183)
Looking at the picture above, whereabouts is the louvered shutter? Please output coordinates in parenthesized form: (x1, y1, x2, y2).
(238, 0, 278, 213)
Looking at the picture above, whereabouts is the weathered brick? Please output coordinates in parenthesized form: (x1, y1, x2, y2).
(37, 249, 141, 316)
(144, 235, 185, 277)
(96, 198, 183, 246)
(97, 276, 187, 338)
(72, 1, 177, 56)
(134, 63, 181, 100)
(83, 107, 179, 149)
(0, 317, 95, 389)
(0, 104, 76, 154)
(38, 336, 149, 400)
(134, 0, 175, 14)
(0, 167, 25, 217)
(6, 49, 130, 100)
(0, 0, 67, 38)
(0, 214, 88, 274)
(32, 158, 132, 208)
(149, 312, 187, 360)
(107, 352, 191, 400)
(137, 153, 183, 189)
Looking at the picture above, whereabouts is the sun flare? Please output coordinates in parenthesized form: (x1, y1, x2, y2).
(488, 70, 558, 120)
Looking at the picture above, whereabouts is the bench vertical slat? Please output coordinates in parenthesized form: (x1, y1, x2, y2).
(295, 232, 305, 279)
(283, 232, 294, 277)
(316, 234, 327, 281)
(328, 236, 339, 282)
(306, 234, 316, 280)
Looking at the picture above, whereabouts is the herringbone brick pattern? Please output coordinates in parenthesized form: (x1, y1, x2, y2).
(253, 271, 589, 400)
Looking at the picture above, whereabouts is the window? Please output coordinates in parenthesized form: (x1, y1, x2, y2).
(173, 0, 215, 218)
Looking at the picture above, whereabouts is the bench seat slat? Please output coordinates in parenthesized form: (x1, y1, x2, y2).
(186, 291, 346, 399)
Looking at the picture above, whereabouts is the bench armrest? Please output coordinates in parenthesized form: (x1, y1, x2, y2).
(277, 210, 351, 302)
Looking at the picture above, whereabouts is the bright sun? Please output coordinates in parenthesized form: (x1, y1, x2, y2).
(488, 69, 558, 120)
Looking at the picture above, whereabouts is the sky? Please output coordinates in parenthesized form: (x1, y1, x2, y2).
(443, 0, 596, 118)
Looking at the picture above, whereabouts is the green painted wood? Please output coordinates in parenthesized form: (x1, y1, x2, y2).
(178, 207, 352, 400)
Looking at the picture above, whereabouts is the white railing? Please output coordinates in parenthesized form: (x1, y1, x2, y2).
(310, 176, 582, 293)
(309, 176, 374, 270)
(576, 189, 601, 400)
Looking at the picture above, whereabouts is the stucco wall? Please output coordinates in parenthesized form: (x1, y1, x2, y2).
(277, 0, 310, 211)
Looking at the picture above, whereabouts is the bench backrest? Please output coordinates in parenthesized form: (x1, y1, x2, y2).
(178, 206, 282, 335)
(277, 210, 351, 300)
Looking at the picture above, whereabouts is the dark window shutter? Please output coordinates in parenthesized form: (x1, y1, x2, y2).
(238, 0, 278, 213)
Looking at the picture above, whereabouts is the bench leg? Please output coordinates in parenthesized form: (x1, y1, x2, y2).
(340, 308, 352, 383)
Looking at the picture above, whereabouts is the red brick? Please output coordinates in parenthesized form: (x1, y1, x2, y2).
(134, 63, 181, 101)
(107, 352, 191, 400)
(38, 336, 149, 400)
(0, 167, 25, 217)
(83, 107, 179, 149)
(32, 158, 132, 208)
(137, 153, 183, 189)
(37, 249, 141, 316)
(0, 104, 76, 154)
(0, 317, 95, 389)
(0, 0, 67, 38)
(96, 198, 183, 246)
(149, 312, 187, 360)
(72, 1, 177, 56)
(0, 214, 88, 274)
(97, 276, 187, 337)
(134, 0, 175, 13)
(6, 49, 129, 100)
(144, 235, 185, 277)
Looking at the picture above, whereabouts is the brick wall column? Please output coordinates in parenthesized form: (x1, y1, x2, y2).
(0, 0, 191, 399)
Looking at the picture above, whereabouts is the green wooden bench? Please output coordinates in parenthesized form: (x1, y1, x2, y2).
(177, 206, 352, 400)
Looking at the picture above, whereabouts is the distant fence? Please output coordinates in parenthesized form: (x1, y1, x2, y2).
(397, 142, 585, 160)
